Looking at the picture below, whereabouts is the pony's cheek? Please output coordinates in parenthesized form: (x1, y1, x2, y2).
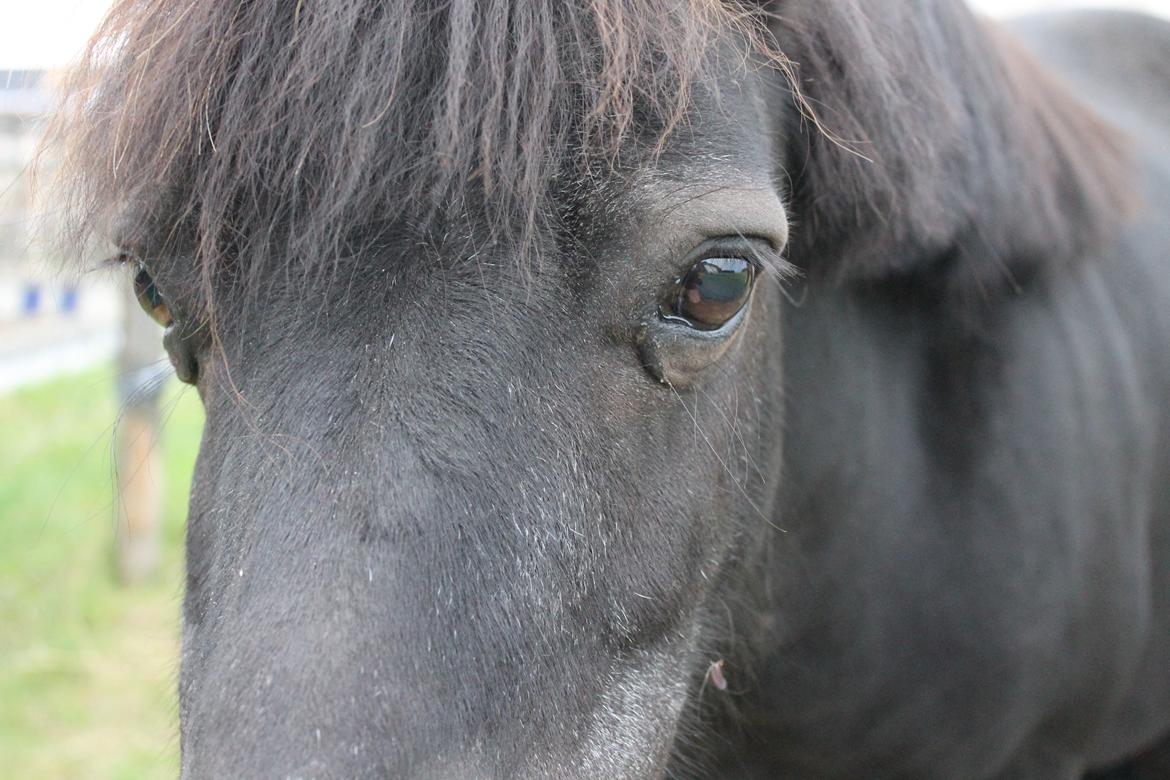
(635, 300, 753, 388)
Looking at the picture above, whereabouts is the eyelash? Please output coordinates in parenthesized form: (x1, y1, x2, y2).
(681, 236, 789, 282)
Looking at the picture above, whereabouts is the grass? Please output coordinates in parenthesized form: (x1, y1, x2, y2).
(0, 367, 202, 779)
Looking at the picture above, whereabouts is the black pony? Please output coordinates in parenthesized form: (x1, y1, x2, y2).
(54, 0, 1170, 777)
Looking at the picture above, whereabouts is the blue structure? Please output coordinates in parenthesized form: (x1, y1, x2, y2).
(2, 70, 55, 320)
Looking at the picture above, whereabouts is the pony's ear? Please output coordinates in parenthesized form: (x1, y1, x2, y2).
(767, 0, 1132, 290)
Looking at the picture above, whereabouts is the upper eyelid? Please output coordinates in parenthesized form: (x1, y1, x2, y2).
(695, 234, 795, 281)
(95, 250, 136, 274)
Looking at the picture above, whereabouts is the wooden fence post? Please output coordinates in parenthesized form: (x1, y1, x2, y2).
(113, 284, 169, 584)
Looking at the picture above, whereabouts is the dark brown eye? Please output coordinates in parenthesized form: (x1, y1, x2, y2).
(131, 263, 174, 327)
(666, 256, 755, 330)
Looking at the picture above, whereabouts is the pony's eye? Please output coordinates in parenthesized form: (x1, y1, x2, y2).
(665, 257, 755, 330)
(131, 263, 174, 327)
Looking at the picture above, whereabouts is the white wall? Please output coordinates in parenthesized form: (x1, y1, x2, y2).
(0, 0, 111, 70)
(971, 0, 1170, 17)
(1, 1, 1168, 68)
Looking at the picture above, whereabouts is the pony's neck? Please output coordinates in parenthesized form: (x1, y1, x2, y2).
(770, 0, 1132, 291)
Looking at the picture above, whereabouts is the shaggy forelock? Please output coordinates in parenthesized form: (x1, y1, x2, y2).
(50, 0, 776, 300)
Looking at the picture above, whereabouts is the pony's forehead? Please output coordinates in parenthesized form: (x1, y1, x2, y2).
(110, 107, 783, 265)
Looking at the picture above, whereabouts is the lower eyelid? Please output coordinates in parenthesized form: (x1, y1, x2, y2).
(638, 302, 752, 387)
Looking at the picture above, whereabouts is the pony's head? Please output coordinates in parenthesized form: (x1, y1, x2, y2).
(57, 1, 793, 775)
(54, 0, 1133, 775)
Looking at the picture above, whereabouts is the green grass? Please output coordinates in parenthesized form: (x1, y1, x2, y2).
(0, 367, 203, 779)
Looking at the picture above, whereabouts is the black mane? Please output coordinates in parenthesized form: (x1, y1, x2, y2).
(50, 0, 772, 300)
(51, 0, 1133, 301)
(772, 0, 1133, 290)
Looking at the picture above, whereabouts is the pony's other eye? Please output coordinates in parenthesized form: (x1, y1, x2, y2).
(667, 257, 755, 330)
(131, 263, 174, 327)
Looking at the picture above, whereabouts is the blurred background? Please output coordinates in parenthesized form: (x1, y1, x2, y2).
(0, 1, 1166, 778)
